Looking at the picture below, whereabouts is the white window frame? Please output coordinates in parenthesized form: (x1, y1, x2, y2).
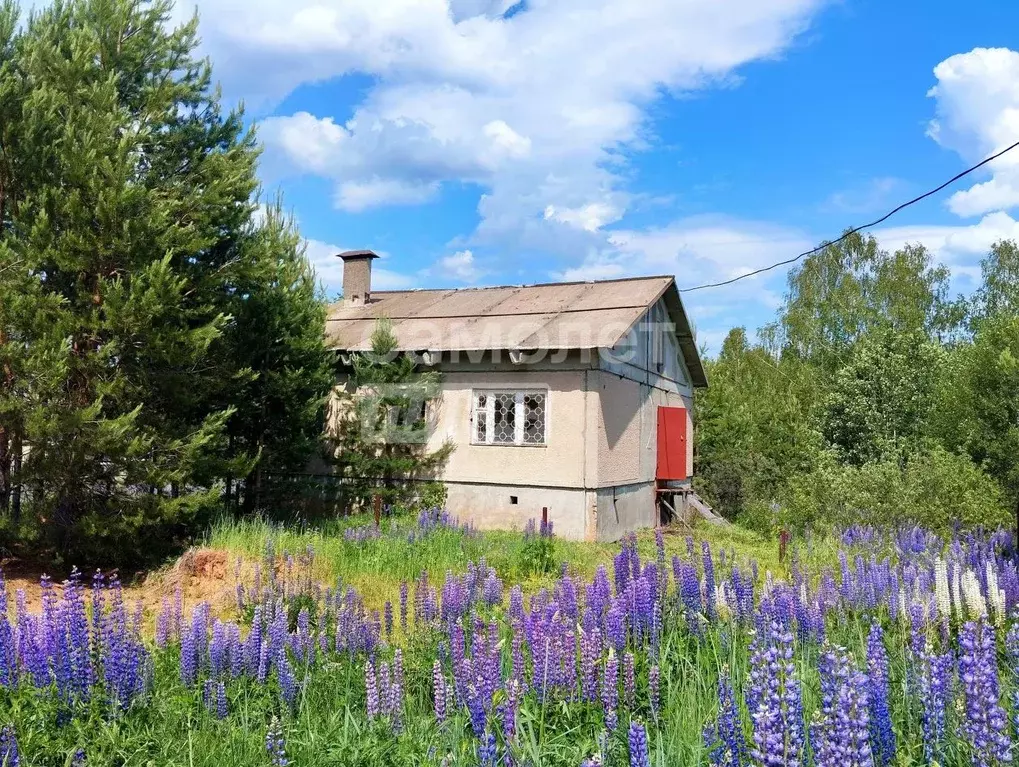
(471, 388, 548, 446)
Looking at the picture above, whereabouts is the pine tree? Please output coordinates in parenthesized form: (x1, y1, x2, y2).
(330, 319, 453, 509)
(0, 0, 333, 562)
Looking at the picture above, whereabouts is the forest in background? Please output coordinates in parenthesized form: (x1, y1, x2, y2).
(695, 232, 1019, 534)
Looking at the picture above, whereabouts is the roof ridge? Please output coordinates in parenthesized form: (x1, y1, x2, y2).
(365, 274, 674, 295)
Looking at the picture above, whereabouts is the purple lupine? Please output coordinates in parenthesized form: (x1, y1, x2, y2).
(467, 686, 488, 738)
(399, 581, 409, 631)
(391, 649, 405, 728)
(623, 652, 636, 708)
(747, 620, 804, 767)
(0, 725, 18, 767)
(606, 600, 627, 652)
(705, 668, 745, 767)
(502, 679, 521, 743)
(215, 680, 228, 719)
(865, 622, 896, 766)
(179, 619, 198, 687)
(812, 645, 873, 767)
(580, 628, 602, 703)
(479, 731, 498, 766)
(649, 664, 661, 720)
(266, 716, 288, 767)
(702, 541, 717, 622)
(919, 646, 952, 764)
(482, 572, 503, 606)
(365, 660, 380, 718)
(433, 661, 447, 722)
(602, 654, 620, 731)
(277, 651, 298, 709)
(72, 749, 86, 766)
(383, 601, 393, 638)
(959, 619, 1011, 767)
(628, 721, 650, 767)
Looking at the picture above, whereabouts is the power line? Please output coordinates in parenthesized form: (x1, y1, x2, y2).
(678, 139, 1019, 293)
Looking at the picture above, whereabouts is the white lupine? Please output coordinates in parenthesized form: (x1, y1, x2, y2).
(898, 589, 908, 624)
(934, 557, 951, 618)
(950, 564, 964, 618)
(715, 584, 730, 619)
(961, 569, 987, 619)
(986, 561, 1005, 624)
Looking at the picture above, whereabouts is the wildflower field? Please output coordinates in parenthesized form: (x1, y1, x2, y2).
(1, 512, 1018, 767)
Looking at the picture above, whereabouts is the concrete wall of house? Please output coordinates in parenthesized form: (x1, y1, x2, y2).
(315, 298, 698, 542)
(586, 297, 696, 540)
(443, 483, 594, 540)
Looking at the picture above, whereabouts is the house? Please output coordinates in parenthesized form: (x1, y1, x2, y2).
(323, 250, 708, 541)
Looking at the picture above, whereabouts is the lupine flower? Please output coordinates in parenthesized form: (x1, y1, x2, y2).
(812, 645, 873, 767)
(623, 652, 636, 708)
(918, 645, 952, 764)
(628, 721, 650, 767)
(479, 731, 497, 766)
(747, 620, 804, 767)
(959, 619, 1010, 767)
(266, 716, 288, 767)
(865, 622, 896, 766)
(649, 664, 661, 720)
(0, 725, 18, 767)
(433, 661, 447, 722)
(365, 660, 380, 718)
(602, 654, 619, 732)
(705, 668, 745, 767)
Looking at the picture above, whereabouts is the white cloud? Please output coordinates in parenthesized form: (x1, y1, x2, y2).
(544, 202, 622, 232)
(927, 48, 1019, 217)
(303, 239, 416, 294)
(335, 178, 440, 212)
(824, 176, 904, 214)
(230, 0, 825, 232)
(433, 249, 483, 283)
(874, 211, 1019, 285)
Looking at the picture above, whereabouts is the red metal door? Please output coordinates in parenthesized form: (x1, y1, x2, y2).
(656, 406, 688, 480)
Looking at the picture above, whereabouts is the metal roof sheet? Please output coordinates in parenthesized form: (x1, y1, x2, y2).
(325, 275, 707, 386)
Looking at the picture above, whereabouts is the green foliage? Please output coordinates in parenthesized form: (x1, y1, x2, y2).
(694, 327, 820, 520)
(0, 0, 333, 563)
(517, 529, 558, 577)
(820, 327, 944, 465)
(697, 230, 1015, 533)
(329, 319, 454, 510)
(416, 481, 448, 511)
(781, 444, 1009, 533)
(935, 311, 1019, 513)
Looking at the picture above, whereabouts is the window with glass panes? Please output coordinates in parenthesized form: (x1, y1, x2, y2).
(471, 390, 547, 445)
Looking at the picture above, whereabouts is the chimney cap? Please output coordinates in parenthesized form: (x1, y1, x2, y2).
(337, 249, 380, 261)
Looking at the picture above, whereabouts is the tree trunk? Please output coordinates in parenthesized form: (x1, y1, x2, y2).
(0, 427, 8, 515)
(10, 428, 21, 521)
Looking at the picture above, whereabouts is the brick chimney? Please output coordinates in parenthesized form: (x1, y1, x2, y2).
(338, 249, 379, 306)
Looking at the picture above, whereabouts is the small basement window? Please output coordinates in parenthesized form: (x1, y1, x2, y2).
(472, 390, 547, 446)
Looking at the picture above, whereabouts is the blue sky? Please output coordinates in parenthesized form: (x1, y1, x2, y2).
(166, 0, 1019, 352)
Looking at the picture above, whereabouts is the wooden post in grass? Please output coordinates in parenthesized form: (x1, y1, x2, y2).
(373, 494, 382, 529)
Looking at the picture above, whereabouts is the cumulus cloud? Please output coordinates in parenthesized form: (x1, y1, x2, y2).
(227, 0, 825, 235)
(928, 47, 1019, 217)
(435, 249, 482, 283)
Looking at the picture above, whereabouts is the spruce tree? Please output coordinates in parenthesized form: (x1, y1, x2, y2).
(330, 320, 453, 509)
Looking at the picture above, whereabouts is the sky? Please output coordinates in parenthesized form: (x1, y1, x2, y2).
(136, 1, 1019, 350)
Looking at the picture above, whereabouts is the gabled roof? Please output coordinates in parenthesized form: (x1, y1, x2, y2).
(326, 275, 706, 387)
